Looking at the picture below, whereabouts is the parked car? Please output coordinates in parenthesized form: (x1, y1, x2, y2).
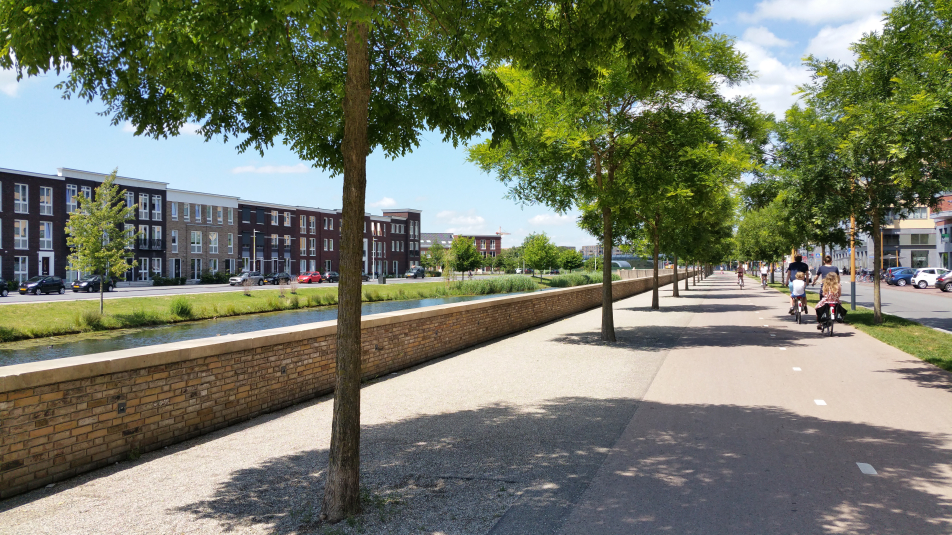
(297, 271, 322, 284)
(886, 267, 916, 286)
(911, 267, 950, 289)
(548, 269, 561, 275)
(229, 271, 264, 286)
(937, 270, 952, 292)
(405, 266, 425, 279)
(323, 271, 339, 283)
(0, 277, 8, 298)
(71, 275, 115, 293)
(263, 272, 292, 285)
(19, 276, 66, 295)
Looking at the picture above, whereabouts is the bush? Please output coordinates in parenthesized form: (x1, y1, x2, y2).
(114, 309, 163, 328)
(199, 270, 230, 284)
(169, 297, 194, 319)
(152, 275, 186, 286)
(426, 271, 442, 277)
(455, 275, 537, 295)
(74, 309, 106, 331)
(548, 271, 621, 288)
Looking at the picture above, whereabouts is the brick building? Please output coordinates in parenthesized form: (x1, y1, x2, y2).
(166, 190, 239, 280)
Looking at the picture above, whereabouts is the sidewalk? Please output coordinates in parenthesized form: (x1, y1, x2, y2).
(1, 275, 950, 534)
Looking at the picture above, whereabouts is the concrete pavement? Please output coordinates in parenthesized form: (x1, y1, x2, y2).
(1, 274, 950, 534)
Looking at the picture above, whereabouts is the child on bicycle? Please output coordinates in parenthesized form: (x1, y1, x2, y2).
(791, 272, 807, 314)
(815, 272, 844, 328)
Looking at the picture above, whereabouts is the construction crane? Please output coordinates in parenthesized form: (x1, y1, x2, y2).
(495, 226, 510, 237)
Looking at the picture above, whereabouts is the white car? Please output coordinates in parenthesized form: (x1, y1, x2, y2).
(910, 267, 950, 289)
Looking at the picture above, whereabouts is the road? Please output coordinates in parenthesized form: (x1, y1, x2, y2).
(0, 274, 510, 305)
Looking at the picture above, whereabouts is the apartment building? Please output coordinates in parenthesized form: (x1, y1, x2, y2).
(166, 190, 239, 280)
(0, 167, 166, 283)
(931, 194, 952, 270)
(237, 201, 301, 275)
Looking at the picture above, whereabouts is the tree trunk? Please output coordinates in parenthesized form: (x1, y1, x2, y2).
(600, 205, 616, 342)
(99, 274, 104, 315)
(672, 254, 680, 297)
(651, 222, 660, 310)
(871, 212, 883, 324)
(770, 262, 775, 284)
(322, 17, 370, 524)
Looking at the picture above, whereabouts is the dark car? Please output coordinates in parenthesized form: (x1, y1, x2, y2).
(886, 267, 916, 286)
(19, 276, 66, 295)
(263, 272, 292, 285)
(0, 277, 8, 298)
(405, 266, 425, 279)
(937, 270, 952, 292)
(322, 271, 339, 283)
(71, 275, 115, 293)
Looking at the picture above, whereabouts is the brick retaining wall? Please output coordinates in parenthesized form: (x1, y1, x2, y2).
(0, 271, 691, 498)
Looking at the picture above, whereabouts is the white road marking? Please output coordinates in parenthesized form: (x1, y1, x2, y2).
(814, 400, 827, 406)
(779, 347, 786, 350)
(792, 367, 801, 371)
(763, 324, 769, 327)
(856, 463, 877, 475)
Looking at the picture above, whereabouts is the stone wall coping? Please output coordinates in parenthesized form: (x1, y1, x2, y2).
(0, 278, 641, 394)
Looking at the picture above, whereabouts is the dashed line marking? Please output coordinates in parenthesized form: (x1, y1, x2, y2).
(814, 400, 827, 406)
(792, 367, 801, 371)
(778, 347, 786, 350)
(856, 463, 877, 475)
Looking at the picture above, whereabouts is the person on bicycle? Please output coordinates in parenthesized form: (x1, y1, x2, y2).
(736, 263, 746, 286)
(760, 263, 769, 286)
(815, 272, 843, 329)
(812, 255, 840, 298)
(791, 272, 807, 314)
(784, 255, 810, 314)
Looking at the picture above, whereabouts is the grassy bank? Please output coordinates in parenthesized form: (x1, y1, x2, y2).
(761, 278, 952, 372)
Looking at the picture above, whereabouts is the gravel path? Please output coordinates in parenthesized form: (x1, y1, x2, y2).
(0, 280, 704, 535)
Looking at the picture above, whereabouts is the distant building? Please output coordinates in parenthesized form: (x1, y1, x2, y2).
(420, 232, 501, 270)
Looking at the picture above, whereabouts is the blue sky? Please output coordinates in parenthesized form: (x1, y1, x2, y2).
(0, 0, 895, 248)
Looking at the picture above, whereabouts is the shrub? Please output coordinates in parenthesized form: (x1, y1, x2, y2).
(289, 295, 300, 309)
(547, 271, 621, 288)
(74, 309, 106, 331)
(265, 295, 283, 311)
(199, 269, 230, 284)
(455, 275, 537, 295)
(115, 309, 163, 328)
(169, 297, 194, 319)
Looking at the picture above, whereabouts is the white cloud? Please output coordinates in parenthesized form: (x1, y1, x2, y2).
(740, 0, 895, 25)
(0, 68, 19, 97)
(368, 196, 397, 208)
(722, 40, 811, 118)
(528, 213, 573, 226)
(436, 209, 487, 234)
(122, 121, 202, 135)
(805, 15, 886, 64)
(741, 26, 794, 48)
(231, 163, 309, 174)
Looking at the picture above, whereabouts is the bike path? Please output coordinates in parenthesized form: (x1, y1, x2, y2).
(559, 274, 952, 535)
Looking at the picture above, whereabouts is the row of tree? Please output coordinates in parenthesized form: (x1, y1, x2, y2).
(735, 0, 952, 324)
(420, 233, 585, 275)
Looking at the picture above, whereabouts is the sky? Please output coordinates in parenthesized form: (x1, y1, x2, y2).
(0, 0, 895, 249)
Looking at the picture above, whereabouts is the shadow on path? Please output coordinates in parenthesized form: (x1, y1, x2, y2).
(549, 325, 838, 352)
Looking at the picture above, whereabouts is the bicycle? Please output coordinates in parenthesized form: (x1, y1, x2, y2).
(737, 275, 744, 289)
(761, 275, 768, 290)
(793, 295, 807, 324)
(818, 304, 836, 336)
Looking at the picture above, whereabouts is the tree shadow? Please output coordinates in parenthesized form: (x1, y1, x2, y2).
(549, 325, 841, 352)
(880, 364, 952, 391)
(164, 399, 952, 535)
(621, 304, 773, 314)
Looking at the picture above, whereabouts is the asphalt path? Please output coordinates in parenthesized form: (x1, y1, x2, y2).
(0, 274, 506, 305)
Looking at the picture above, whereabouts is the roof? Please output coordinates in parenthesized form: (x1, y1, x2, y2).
(421, 232, 455, 247)
(58, 168, 168, 189)
(0, 167, 62, 180)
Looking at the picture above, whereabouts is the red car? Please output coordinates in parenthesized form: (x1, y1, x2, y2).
(297, 271, 322, 284)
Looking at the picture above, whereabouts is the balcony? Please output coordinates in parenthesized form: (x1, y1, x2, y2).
(137, 238, 165, 251)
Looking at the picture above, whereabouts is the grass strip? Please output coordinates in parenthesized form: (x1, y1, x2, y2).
(755, 276, 952, 372)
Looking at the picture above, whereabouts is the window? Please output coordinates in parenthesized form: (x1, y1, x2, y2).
(490, 240, 496, 250)
(284, 235, 291, 247)
(152, 226, 161, 245)
(124, 191, 134, 209)
(329, 218, 334, 231)
(206, 205, 212, 223)
(14, 220, 27, 249)
(183, 203, 190, 221)
(912, 250, 929, 268)
(14, 184, 28, 213)
(191, 231, 202, 254)
(171, 230, 178, 253)
(139, 193, 149, 219)
(125, 225, 134, 248)
(271, 210, 278, 225)
(300, 239, 307, 255)
(194, 203, 202, 223)
(67, 185, 79, 212)
(241, 207, 251, 223)
(209, 258, 218, 274)
(284, 212, 291, 226)
(39, 187, 53, 216)
(152, 258, 162, 277)
(152, 195, 162, 220)
(910, 206, 929, 219)
(325, 260, 332, 272)
(228, 207, 234, 225)
(300, 216, 307, 233)
(328, 238, 334, 251)
(480, 239, 486, 250)
(227, 233, 234, 255)
(138, 224, 148, 248)
(190, 258, 202, 280)
(14, 257, 28, 283)
(911, 233, 931, 245)
(309, 238, 316, 256)
(217, 207, 223, 224)
(171, 202, 178, 220)
(270, 234, 278, 246)
(393, 261, 398, 274)
(323, 238, 328, 251)
(209, 232, 219, 254)
(39, 222, 53, 250)
(324, 217, 329, 230)
(300, 260, 307, 272)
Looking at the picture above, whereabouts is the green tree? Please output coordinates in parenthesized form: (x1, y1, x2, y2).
(65, 170, 139, 314)
(449, 236, 481, 275)
(2, 0, 714, 520)
(425, 242, 445, 273)
(522, 233, 559, 277)
(559, 249, 585, 272)
(498, 247, 522, 274)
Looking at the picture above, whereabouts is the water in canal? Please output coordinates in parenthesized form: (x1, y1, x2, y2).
(0, 294, 515, 367)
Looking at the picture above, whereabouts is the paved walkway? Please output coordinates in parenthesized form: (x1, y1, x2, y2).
(1, 274, 950, 534)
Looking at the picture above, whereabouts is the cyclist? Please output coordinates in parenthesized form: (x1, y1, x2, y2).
(791, 272, 807, 316)
(815, 272, 844, 329)
(736, 262, 746, 287)
(812, 255, 840, 299)
(760, 263, 769, 287)
(784, 255, 810, 314)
